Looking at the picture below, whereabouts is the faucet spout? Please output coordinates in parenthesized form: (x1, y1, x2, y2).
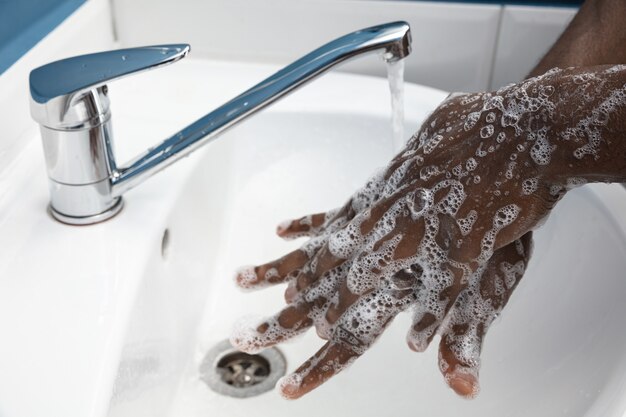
(112, 21, 411, 197)
(29, 21, 411, 225)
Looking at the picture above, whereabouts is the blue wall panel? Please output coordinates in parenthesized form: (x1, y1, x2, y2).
(0, 0, 86, 74)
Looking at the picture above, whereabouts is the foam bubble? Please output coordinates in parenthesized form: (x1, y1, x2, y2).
(505, 161, 517, 180)
(529, 127, 555, 165)
(465, 157, 478, 171)
(464, 112, 481, 131)
(480, 125, 494, 138)
(521, 177, 539, 195)
(566, 177, 587, 190)
(235, 266, 262, 290)
(457, 210, 478, 236)
(424, 134, 444, 154)
(420, 165, 442, 181)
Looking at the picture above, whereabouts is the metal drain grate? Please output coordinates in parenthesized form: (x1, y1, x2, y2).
(200, 340, 286, 398)
(217, 351, 270, 387)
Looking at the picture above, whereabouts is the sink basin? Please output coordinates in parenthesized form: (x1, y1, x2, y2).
(108, 61, 626, 416)
(161, 117, 626, 417)
(2, 58, 626, 417)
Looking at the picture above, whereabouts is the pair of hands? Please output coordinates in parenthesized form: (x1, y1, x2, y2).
(230, 65, 626, 399)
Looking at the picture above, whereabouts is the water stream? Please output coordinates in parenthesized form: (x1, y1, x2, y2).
(386, 59, 405, 152)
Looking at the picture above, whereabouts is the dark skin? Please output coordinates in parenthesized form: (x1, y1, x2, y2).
(231, 0, 626, 399)
(531, 0, 626, 76)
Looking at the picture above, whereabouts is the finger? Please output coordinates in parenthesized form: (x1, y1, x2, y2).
(326, 266, 420, 332)
(288, 243, 346, 299)
(406, 260, 468, 353)
(337, 187, 462, 352)
(287, 294, 390, 399)
(277, 168, 387, 241)
(288, 261, 350, 338)
(234, 259, 349, 353)
(325, 212, 422, 326)
(438, 232, 532, 398)
(284, 195, 407, 302)
(281, 283, 417, 399)
(230, 298, 324, 353)
(340, 185, 428, 298)
(437, 314, 482, 399)
(324, 279, 359, 326)
(235, 234, 328, 290)
(277, 210, 340, 240)
(271, 172, 392, 296)
(278, 340, 360, 399)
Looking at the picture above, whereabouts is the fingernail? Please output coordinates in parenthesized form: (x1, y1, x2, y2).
(276, 219, 292, 236)
(234, 266, 258, 290)
(278, 374, 303, 400)
(284, 281, 298, 303)
(230, 316, 264, 354)
(315, 321, 331, 340)
(406, 331, 428, 352)
(447, 370, 479, 399)
(406, 339, 420, 352)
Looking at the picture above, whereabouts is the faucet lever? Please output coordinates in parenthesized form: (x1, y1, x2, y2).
(30, 44, 189, 129)
(28, 44, 189, 224)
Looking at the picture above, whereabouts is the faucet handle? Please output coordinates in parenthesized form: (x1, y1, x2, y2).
(29, 44, 190, 129)
(28, 44, 189, 224)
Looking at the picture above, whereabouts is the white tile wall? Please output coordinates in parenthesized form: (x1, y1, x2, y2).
(111, 0, 501, 92)
(490, 5, 577, 90)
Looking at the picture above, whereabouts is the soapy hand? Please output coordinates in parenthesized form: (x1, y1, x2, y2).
(231, 65, 626, 399)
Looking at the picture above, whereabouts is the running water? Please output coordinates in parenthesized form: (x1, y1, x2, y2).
(387, 59, 406, 152)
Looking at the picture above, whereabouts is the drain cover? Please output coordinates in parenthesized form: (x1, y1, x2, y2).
(217, 351, 271, 387)
(200, 340, 286, 398)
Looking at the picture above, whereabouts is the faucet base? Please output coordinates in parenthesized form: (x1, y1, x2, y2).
(48, 197, 124, 226)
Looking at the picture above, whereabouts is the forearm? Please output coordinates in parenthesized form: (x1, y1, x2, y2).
(525, 65, 626, 183)
(498, 65, 626, 182)
(530, 0, 626, 76)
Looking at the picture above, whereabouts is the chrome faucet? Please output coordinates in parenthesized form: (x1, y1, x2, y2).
(29, 21, 411, 225)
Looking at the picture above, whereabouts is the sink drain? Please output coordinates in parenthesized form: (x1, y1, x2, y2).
(199, 339, 286, 398)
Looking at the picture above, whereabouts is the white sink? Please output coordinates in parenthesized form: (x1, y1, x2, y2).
(162, 116, 626, 417)
(2, 58, 626, 417)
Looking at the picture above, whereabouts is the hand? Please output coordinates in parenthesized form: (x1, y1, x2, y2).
(230, 65, 626, 399)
